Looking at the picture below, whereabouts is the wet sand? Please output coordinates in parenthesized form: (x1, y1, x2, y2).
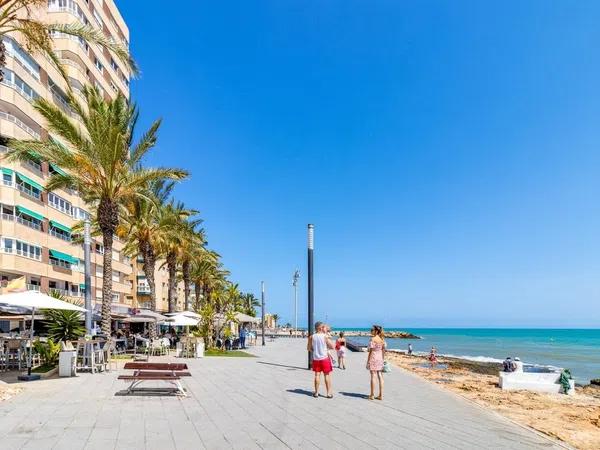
(389, 352, 600, 449)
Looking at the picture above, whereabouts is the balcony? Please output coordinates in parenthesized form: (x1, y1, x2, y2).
(16, 215, 42, 231)
(26, 284, 40, 291)
(16, 183, 41, 200)
(137, 285, 151, 295)
(0, 111, 40, 139)
(1, 213, 14, 221)
(49, 228, 72, 242)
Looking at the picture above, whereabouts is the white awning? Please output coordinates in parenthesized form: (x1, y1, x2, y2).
(160, 313, 198, 326)
(235, 312, 261, 323)
(0, 291, 86, 312)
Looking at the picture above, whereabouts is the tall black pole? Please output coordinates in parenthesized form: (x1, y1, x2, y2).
(307, 224, 314, 369)
(84, 218, 92, 335)
(261, 281, 265, 346)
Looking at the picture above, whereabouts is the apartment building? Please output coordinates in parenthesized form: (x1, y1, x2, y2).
(131, 256, 188, 313)
(0, 0, 133, 313)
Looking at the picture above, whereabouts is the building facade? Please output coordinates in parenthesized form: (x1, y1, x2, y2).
(130, 256, 187, 313)
(0, 0, 133, 313)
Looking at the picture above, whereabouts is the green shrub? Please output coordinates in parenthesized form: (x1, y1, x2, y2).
(33, 339, 60, 366)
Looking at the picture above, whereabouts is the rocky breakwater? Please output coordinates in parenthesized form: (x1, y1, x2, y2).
(342, 330, 421, 339)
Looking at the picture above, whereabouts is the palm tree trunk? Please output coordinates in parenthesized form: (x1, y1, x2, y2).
(0, 41, 5, 82)
(98, 198, 118, 336)
(100, 231, 113, 336)
(182, 260, 190, 311)
(166, 251, 177, 313)
(141, 241, 157, 338)
(194, 283, 201, 311)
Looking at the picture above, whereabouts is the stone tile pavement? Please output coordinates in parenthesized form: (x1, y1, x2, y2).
(0, 339, 563, 449)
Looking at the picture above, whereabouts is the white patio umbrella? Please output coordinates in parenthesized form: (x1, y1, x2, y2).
(160, 313, 199, 327)
(235, 312, 261, 324)
(0, 291, 86, 380)
(165, 310, 201, 320)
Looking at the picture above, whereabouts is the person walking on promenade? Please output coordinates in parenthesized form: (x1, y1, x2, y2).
(307, 321, 335, 398)
(239, 326, 247, 349)
(366, 325, 386, 400)
(336, 332, 347, 369)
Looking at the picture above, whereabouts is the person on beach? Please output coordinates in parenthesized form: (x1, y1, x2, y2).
(513, 357, 523, 372)
(307, 321, 335, 398)
(429, 346, 437, 367)
(336, 332, 347, 369)
(408, 343, 413, 356)
(503, 356, 514, 372)
(366, 325, 386, 400)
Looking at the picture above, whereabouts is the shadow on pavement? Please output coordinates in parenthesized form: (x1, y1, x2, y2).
(257, 361, 306, 370)
(339, 391, 369, 399)
(286, 388, 316, 397)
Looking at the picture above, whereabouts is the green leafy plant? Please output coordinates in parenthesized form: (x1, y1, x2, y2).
(43, 291, 85, 342)
(33, 338, 60, 366)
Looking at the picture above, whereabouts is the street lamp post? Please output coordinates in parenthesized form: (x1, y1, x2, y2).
(292, 269, 300, 338)
(261, 281, 265, 346)
(307, 224, 314, 369)
(84, 218, 92, 334)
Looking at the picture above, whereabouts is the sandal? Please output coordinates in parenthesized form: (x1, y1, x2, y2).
(368, 395, 374, 400)
(326, 394, 333, 399)
(313, 392, 318, 398)
(375, 396, 383, 401)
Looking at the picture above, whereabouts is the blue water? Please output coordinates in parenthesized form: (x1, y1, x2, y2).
(335, 328, 600, 383)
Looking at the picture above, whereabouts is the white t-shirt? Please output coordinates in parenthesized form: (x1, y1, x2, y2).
(311, 333, 328, 360)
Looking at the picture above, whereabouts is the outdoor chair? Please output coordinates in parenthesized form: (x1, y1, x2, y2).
(6, 340, 24, 370)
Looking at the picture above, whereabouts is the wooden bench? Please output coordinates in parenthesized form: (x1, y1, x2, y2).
(118, 362, 190, 396)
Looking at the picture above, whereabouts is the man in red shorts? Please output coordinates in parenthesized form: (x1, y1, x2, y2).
(307, 321, 335, 398)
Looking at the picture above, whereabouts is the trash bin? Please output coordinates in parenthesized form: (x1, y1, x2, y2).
(59, 350, 76, 377)
(195, 341, 205, 358)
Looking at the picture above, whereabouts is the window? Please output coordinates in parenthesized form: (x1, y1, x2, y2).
(16, 176, 41, 200)
(112, 293, 119, 303)
(49, 223, 71, 242)
(110, 58, 119, 72)
(73, 207, 90, 220)
(1, 68, 39, 101)
(95, 265, 103, 277)
(121, 74, 129, 87)
(2, 172, 12, 186)
(94, 57, 103, 73)
(1, 237, 13, 253)
(49, 256, 71, 269)
(48, 0, 88, 25)
(95, 243, 104, 254)
(3, 37, 40, 80)
(93, 9, 103, 27)
(48, 192, 72, 215)
(112, 271, 120, 283)
(16, 240, 41, 260)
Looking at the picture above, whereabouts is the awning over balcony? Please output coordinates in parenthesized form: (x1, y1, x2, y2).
(49, 220, 71, 234)
(16, 205, 44, 221)
(1, 167, 13, 175)
(15, 172, 43, 191)
(49, 249, 78, 264)
(49, 163, 66, 176)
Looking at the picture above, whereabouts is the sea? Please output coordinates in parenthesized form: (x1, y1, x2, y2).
(334, 328, 600, 383)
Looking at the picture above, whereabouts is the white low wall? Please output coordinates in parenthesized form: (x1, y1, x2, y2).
(499, 371, 575, 395)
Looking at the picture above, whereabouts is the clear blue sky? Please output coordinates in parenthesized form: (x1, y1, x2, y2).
(118, 1, 600, 328)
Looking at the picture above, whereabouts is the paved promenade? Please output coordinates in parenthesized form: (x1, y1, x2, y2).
(0, 339, 561, 449)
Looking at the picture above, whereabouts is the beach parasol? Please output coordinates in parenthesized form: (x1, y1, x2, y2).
(160, 313, 199, 327)
(0, 291, 86, 381)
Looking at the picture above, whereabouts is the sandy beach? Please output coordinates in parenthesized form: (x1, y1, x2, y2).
(388, 352, 600, 449)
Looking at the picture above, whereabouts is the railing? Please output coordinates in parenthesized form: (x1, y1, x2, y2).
(24, 158, 43, 174)
(26, 284, 41, 291)
(49, 228, 72, 242)
(51, 89, 76, 117)
(50, 258, 71, 270)
(0, 78, 37, 102)
(16, 183, 41, 200)
(16, 248, 41, 260)
(49, 287, 69, 297)
(137, 285, 151, 294)
(1, 213, 14, 221)
(0, 111, 40, 138)
(16, 215, 41, 231)
(2, 180, 13, 187)
(48, 4, 88, 25)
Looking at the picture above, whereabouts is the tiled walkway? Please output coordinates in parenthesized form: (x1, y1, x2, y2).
(0, 339, 561, 449)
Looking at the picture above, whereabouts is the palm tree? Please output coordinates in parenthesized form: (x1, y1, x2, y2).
(271, 314, 279, 328)
(119, 180, 176, 336)
(240, 293, 260, 317)
(190, 251, 222, 310)
(179, 225, 205, 311)
(0, 0, 137, 82)
(157, 201, 199, 313)
(6, 87, 187, 335)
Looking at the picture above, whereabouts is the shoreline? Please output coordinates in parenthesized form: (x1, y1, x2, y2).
(388, 351, 600, 449)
